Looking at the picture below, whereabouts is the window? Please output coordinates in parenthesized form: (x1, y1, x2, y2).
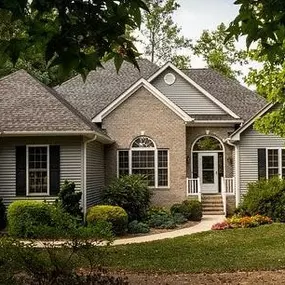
(266, 148, 285, 179)
(27, 146, 49, 195)
(117, 136, 169, 187)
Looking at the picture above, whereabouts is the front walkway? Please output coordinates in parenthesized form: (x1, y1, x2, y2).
(113, 215, 224, 245)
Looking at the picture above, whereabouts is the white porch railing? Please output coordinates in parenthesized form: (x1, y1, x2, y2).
(221, 177, 235, 214)
(186, 178, 201, 202)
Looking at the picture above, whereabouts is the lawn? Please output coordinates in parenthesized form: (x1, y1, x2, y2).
(102, 224, 285, 273)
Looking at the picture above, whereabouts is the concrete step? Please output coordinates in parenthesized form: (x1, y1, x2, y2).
(202, 201, 223, 205)
(203, 211, 225, 215)
(203, 206, 224, 211)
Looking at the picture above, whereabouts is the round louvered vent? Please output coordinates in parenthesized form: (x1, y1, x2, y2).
(164, 73, 176, 85)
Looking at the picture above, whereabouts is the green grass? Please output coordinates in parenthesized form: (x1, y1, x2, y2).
(101, 224, 285, 273)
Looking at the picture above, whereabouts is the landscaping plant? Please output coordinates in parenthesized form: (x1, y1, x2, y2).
(128, 220, 150, 234)
(170, 200, 202, 221)
(0, 198, 6, 230)
(239, 177, 285, 221)
(58, 180, 82, 218)
(104, 174, 152, 221)
(87, 205, 128, 235)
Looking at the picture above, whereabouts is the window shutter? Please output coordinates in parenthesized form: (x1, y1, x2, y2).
(49, 145, 60, 196)
(258, 148, 266, 179)
(192, 153, 198, 178)
(16, 146, 26, 196)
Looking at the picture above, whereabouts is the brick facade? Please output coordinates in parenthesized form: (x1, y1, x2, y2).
(103, 87, 187, 205)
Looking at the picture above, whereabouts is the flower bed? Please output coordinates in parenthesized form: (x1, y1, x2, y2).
(211, 214, 272, 230)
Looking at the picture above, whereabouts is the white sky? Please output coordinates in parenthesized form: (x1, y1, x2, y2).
(173, 0, 240, 67)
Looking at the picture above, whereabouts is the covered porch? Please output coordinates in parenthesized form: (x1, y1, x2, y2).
(186, 135, 236, 214)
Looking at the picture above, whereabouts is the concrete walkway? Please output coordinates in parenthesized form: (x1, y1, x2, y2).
(113, 215, 224, 245)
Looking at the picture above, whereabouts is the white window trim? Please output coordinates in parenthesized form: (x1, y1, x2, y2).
(266, 147, 284, 179)
(117, 148, 170, 188)
(26, 145, 50, 196)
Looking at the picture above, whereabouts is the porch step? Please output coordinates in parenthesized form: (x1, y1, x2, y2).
(201, 194, 224, 215)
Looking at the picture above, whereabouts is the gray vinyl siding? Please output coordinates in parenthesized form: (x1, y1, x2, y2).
(152, 68, 226, 115)
(239, 127, 285, 196)
(0, 136, 83, 206)
(86, 140, 105, 208)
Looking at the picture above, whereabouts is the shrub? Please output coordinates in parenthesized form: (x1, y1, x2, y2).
(211, 221, 231, 230)
(87, 205, 128, 235)
(7, 201, 52, 237)
(147, 209, 176, 229)
(170, 200, 202, 221)
(0, 198, 6, 230)
(128, 220, 150, 234)
(58, 180, 82, 218)
(172, 212, 188, 225)
(241, 177, 285, 221)
(104, 175, 152, 221)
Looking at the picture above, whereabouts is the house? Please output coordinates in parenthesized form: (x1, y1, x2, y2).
(0, 59, 282, 215)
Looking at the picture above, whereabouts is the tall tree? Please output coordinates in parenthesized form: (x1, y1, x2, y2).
(227, 0, 285, 137)
(0, 0, 148, 79)
(193, 23, 248, 79)
(140, 0, 191, 68)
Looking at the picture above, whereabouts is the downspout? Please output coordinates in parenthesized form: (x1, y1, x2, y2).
(225, 138, 240, 207)
(83, 134, 97, 220)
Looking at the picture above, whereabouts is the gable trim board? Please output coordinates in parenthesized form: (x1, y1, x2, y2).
(92, 78, 194, 123)
(230, 103, 273, 141)
(147, 62, 240, 119)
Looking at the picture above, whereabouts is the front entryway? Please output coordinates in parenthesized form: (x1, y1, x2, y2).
(198, 153, 218, 193)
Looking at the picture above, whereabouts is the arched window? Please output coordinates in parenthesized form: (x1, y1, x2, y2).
(193, 136, 223, 151)
(118, 136, 169, 187)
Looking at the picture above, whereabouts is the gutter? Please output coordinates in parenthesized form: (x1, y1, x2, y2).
(82, 135, 97, 220)
(224, 138, 240, 207)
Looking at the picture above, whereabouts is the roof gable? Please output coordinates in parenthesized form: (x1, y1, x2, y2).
(0, 70, 104, 135)
(93, 78, 193, 123)
(148, 62, 240, 119)
(152, 67, 228, 116)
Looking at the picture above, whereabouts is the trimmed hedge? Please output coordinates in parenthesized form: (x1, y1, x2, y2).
(7, 201, 52, 237)
(87, 205, 128, 235)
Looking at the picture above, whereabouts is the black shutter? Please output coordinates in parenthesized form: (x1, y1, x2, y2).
(16, 146, 26, 196)
(258, 148, 266, 179)
(192, 153, 198, 178)
(49, 145, 60, 196)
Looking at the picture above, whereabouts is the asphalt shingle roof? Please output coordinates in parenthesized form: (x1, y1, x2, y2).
(57, 61, 266, 122)
(183, 68, 267, 121)
(0, 70, 103, 133)
(56, 59, 159, 120)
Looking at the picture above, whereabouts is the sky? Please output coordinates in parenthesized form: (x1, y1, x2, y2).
(173, 0, 240, 67)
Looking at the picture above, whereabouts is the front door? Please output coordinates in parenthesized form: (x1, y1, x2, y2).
(198, 153, 218, 193)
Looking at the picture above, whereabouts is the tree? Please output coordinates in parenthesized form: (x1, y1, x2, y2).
(140, 0, 191, 68)
(0, 0, 148, 79)
(193, 23, 248, 79)
(227, 0, 285, 137)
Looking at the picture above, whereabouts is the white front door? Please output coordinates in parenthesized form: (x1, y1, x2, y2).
(198, 153, 218, 193)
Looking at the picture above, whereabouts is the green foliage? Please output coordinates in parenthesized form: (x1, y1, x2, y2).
(172, 212, 187, 224)
(0, 198, 6, 230)
(58, 180, 82, 219)
(87, 205, 128, 235)
(7, 201, 53, 238)
(0, 0, 148, 80)
(240, 177, 285, 222)
(104, 174, 152, 221)
(170, 200, 202, 221)
(140, 0, 191, 67)
(227, 0, 285, 65)
(193, 23, 248, 79)
(128, 220, 150, 234)
(0, 238, 127, 285)
(147, 211, 176, 229)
